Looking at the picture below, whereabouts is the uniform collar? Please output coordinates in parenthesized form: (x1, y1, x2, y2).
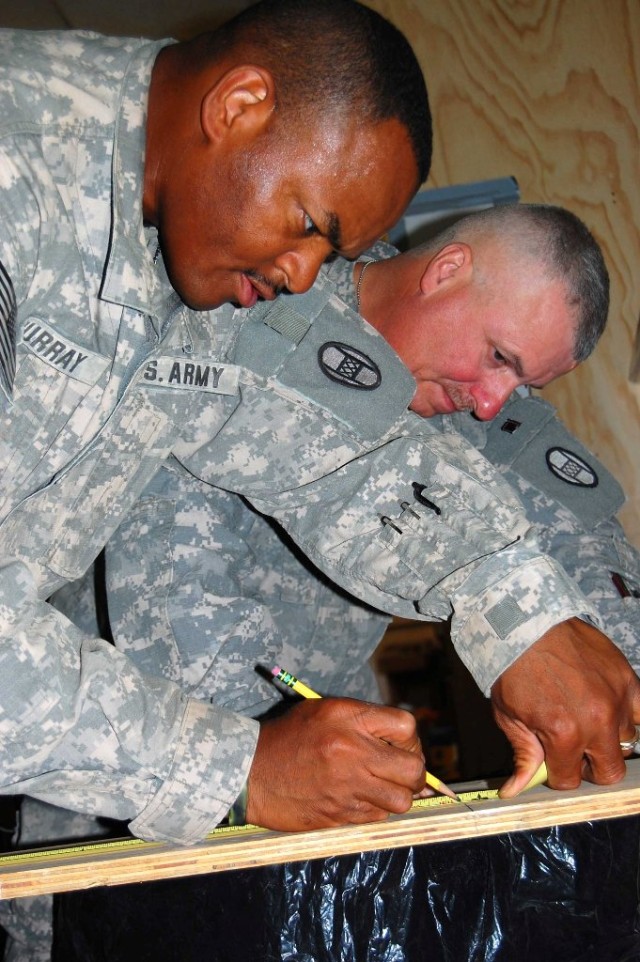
(100, 38, 180, 331)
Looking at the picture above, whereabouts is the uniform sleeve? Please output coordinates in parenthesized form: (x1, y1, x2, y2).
(440, 394, 640, 678)
(245, 427, 597, 695)
(512, 488, 640, 673)
(0, 146, 40, 403)
(0, 557, 258, 845)
(480, 396, 640, 674)
(99, 461, 388, 708)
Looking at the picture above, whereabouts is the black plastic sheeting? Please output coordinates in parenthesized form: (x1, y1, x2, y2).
(54, 816, 640, 962)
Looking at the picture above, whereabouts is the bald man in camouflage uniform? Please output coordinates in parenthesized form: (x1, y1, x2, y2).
(0, 4, 434, 955)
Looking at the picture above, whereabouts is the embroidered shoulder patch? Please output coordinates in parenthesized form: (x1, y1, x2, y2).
(0, 260, 17, 401)
(545, 446, 598, 487)
(317, 341, 381, 390)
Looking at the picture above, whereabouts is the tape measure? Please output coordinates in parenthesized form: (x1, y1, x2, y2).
(411, 788, 499, 810)
(0, 822, 263, 867)
(0, 789, 500, 867)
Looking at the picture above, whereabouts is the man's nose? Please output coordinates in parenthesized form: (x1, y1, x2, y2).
(275, 241, 332, 295)
(471, 377, 519, 421)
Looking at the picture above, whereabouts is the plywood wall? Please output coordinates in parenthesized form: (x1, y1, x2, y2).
(368, 0, 640, 546)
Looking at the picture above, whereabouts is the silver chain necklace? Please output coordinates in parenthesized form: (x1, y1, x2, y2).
(356, 260, 372, 313)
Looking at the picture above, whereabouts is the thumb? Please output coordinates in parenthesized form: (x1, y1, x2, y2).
(498, 726, 546, 799)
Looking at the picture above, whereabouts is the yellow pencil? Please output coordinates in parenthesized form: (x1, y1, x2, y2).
(271, 666, 322, 699)
(271, 666, 470, 807)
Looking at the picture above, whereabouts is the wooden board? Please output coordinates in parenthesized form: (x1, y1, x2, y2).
(2, 760, 640, 900)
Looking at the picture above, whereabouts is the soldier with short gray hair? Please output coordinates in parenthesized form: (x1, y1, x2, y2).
(93, 204, 639, 834)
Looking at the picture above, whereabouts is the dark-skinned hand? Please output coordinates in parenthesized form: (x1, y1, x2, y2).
(245, 697, 426, 831)
(492, 617, 640, 798)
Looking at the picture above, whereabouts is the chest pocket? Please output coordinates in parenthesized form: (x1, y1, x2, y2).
(1, 391, 174, 590)
(44, 392, 180, 581)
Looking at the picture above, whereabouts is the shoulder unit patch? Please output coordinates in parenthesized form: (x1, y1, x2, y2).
(545, 446, 599, 488)
(318, 341, 381, 390)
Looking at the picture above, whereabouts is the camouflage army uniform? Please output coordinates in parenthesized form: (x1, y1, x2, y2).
(0, 28, 258, 846)
(98, 255, 640, 716)
(2, 32, 639, 960)
(443, 398, 640, 674)
(0, 27, 612, 861)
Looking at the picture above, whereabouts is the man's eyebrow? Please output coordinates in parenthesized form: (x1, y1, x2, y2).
(323, 211, 342, 251)
(502, 348, 525, 379)
(512, 353, 525, 379)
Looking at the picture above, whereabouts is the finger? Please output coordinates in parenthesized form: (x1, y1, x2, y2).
(620, 679, 640, 755)
(539, 737, 587, 791)
(362, 737, 426, 795)
(306, 698, 422, 755)
(413, 785, 437, 800)
(631, 681, 640, 727)
(540, 668, 640, 786)
(581, 724, 637, 785)
(492, 707, 545, 798)
(619, 723, 640, 755)
(541, 716, 634, 788)
(300, 699, 425, 796)
(353, 777, 419, 817)
(579, 690, 640, 783)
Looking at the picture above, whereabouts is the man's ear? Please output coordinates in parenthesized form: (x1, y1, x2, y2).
(200, 65, 275, 143)
(418, 243, 473, 295)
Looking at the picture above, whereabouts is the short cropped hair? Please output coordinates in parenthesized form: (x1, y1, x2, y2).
(200, 0, 432, 185)
(422, 203, 609, 362)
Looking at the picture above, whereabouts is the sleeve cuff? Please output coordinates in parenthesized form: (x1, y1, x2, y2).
(451, 553, 598, 694)
(129, 699, 259, 845)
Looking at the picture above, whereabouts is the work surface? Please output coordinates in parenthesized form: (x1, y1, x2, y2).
(2, 759, 640, 900)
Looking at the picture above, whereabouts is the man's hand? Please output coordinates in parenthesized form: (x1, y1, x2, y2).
(492, 618, 640, 798)
(245, 697, 426, 831)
